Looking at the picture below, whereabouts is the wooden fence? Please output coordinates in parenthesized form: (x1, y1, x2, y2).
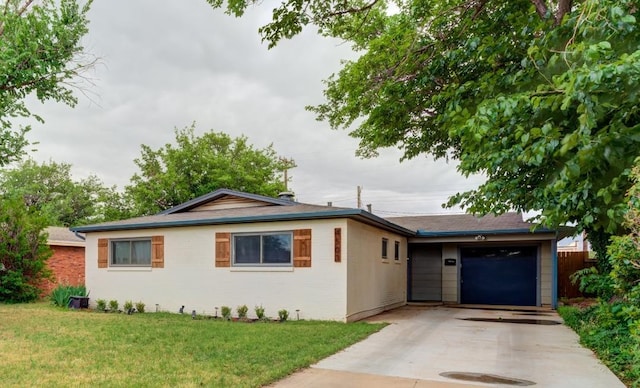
(557, 251, 596, 299)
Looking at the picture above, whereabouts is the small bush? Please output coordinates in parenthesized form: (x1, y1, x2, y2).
(135, 301, 145, 313)
(255, 305, 266, 320)
(108, 300, 119, 312)
(221, 306, 232, 320)
(237, 305, 248, 319)
(123, 300, 134, 312)
(278, 309, 289, 322)
(50, 284, 87, 307)
(96, 299, 107, 311)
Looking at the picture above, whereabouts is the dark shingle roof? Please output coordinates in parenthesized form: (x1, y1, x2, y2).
(386, 213, 548, 236)
(69, 189, 564, 238)
(71, 203, 415, 235)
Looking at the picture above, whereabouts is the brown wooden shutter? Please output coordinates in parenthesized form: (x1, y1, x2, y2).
(215, 232, 231, 267)
(293, 229, 312, 268)
(98, 238, 108, 268)
(334, 228, 341, 263)
(151, 236, 164, 268)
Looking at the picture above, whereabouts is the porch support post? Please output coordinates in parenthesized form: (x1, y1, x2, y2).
(552, 237, 558, 309)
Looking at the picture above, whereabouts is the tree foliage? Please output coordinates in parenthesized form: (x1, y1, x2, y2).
(0, 196, 51, 303)
(0, 0, 93, 166)
(607, 160, 640, 315)
(0, 159, 128, 226)
(125, 124, 293, 216)
(208, 0, 640, 240)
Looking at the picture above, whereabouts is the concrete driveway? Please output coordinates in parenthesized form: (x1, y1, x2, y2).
(273, 306, 624, 387)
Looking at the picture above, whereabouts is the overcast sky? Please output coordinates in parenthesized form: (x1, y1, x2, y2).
(22, 0, 485, 216)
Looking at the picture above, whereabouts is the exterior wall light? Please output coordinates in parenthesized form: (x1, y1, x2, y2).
(475, 235, 487, 241)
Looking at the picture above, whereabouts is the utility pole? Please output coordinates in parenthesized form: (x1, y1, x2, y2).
(280, 157, 296, 190)
(357, 185, 362, 209)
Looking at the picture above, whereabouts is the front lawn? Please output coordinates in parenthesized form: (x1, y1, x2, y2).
(0, 303, 385, 387)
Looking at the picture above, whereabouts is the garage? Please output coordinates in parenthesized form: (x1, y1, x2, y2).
(408, 244, 442, 302)
(460, 246, 538, 306)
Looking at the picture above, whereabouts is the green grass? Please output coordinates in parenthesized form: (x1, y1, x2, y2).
(0, 303, 385, 387)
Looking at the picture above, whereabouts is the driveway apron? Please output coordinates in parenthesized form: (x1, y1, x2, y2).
(274, 306, 624, 387)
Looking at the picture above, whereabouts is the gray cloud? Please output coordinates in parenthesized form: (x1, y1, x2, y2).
(21, 0, 484, 216)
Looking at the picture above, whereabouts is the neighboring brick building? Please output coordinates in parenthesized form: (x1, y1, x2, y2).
(40, 227, 86, 296)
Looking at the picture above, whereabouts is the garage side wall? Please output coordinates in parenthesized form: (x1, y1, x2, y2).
(84, 219, 348, 321)
(540, 241, 553, 306)
(442, 244, 458, 303)
(345, 219, 407, 322)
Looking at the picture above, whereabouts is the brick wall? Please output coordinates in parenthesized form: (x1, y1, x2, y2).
(39, 245, 85, 296)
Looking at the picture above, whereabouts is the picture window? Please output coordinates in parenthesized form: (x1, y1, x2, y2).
(233, 232, 292, 266)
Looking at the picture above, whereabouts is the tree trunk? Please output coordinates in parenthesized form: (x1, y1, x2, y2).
(555, 0, 573, 25)
(530, 0, 548, 19)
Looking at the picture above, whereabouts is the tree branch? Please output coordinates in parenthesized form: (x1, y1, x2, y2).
(530, 0, 548, 19)
(0, 0, 35, 36)
(328, 0, 379, 17)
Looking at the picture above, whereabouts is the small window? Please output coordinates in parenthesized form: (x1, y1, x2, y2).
(111, 239, 151, 266)
(394, 241, 400, 260)
(382, 238, 388, 259)
(233, 232, 292, 266)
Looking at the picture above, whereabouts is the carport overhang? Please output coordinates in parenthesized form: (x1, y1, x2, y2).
(408, 229, 559, 244)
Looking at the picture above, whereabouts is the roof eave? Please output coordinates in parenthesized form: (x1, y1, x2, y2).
(415, 227, 556, 237)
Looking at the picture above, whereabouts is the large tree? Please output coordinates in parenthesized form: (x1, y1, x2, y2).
(0, 0, 93, 166)
(0, 159, 128, 226)
(208, 0, 640, 253)
(125, 124, 293, 216)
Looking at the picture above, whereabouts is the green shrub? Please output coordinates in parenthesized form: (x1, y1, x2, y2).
(108, 300, 119, 312)
(221, 306, 232, 320)
(135, 301, 145, 313)
(255, 305, 266, 320)
(559, 305, 640, 386)
(123, 300, 134, 312)
(570, 267, 613, 300)
(0, 196, 52, 303)
(50, 284, 87, 307)
(96, 299, 107, 311)
(236, 304, 248, 319)
(278, 309, 289, 322)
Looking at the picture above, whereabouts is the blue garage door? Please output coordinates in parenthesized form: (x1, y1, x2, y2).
(461, 246, 537, 306)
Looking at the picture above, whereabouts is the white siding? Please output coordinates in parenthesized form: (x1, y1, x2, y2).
(442, 244, 458, 303)
(540, 241, 553, 306)
(85, 219, 348, 321)
(190, 196, 273, 211)
(345, 220, 407, 322)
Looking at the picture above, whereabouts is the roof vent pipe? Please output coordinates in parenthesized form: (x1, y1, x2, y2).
(278, 191, 295, 201)
(366, 204, 372, 213)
